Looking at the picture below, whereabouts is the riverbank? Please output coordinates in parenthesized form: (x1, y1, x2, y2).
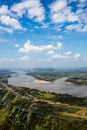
(65, 81, 74, 85)
(8, 72, 87, 97)
(65, 75, 87, 86)
(34, 79, 50, 83)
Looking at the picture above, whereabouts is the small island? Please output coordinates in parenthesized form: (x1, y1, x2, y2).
(26, 69, 87, 87)
(26, 68, 69, 82)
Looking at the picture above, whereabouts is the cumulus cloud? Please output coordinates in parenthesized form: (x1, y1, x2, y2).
(0, 0, 45, 33)
(0, 5, 10, 15)
(50, 0, 87, 32)
(0, 15, 23, 30)
(78, 0, 87, 7)
(0, 0, 86, 34)
(50, 53, 69, 60)
(66, 24, 87, 32)
(11, 0, 45, 22)
(0, 4, 24, 33)
(50, 0, 78, 23)
(66, 6, 87, 32)
(19, 40, 64, 53)
(48, 51, 81, 60)
(57, 42, 64, 49)
(66, 24, 81, 31)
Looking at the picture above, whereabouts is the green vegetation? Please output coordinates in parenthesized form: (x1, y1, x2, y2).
(0, 103, 87, 130)
(26, 70, 68, 82)
(13, 87, 87, 107)
(0, 83, 87, 129)
(26, 69, 87, 85)
(0, 70, 12, 83)
(65, 73, 87, 85)
(0, 90, 87, 130)
(67, 107, 81, 114)
(0, 69, 87, 129)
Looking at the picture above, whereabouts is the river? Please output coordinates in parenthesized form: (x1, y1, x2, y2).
(8, 71, 87, 97)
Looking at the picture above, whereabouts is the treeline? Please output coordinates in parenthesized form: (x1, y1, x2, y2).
(26, 71, 68, 82)
(12, 87, 87, 107)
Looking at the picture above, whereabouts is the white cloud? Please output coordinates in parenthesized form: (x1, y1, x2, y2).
(41, 23, 49, 28)
(48, 51, 81, 60)
(0, 5, 10, 15)
(65, 51, 72, 55)
(66, 24, 81, 32)
(51, 35, 63, 40)
(14, 44, 19, 48)
(57, 42, 64, 49)
(80, 0, 87, 3)
(34, 23, 49, 29)
(0, 15, 23, 30)
(66, 23, 87, 32)
(50, 0, 87, 32)
(50, 0, 78, 23)
(50, 53, 69, 60)
(78, 0, 87, 7)
(11, 0, 45, 22)
(20, 56, 30, 61)
(0, 5, 24, 33)
(0, 26, 13, 33)
(19, 40, 64, 53)
(74, 53, 81, 58)
(68, 7, 87, 32)
(50, 0, 67, 13)
(81, 25, 87, 32)
(67, 0, 78, 3)
(0, 58, 14, 63)
(47, 51, 55, 55)
(0, 0, 86, 34)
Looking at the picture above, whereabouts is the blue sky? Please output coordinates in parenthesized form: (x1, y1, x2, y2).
(0, 0, 87, 68)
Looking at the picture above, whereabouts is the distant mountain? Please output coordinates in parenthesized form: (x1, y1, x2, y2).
(29, 67, 87, 73)
(0, 69, 11, 73)
(76, 67, 87, 72)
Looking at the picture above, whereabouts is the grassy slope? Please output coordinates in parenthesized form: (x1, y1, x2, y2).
(0, 83, 87, 130)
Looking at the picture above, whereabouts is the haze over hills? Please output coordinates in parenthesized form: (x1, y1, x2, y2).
(28, 67, 87, 72)
(1, 66, 87, 73)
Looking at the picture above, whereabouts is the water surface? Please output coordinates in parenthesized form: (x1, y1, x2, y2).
(8, 71, 87, 97)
